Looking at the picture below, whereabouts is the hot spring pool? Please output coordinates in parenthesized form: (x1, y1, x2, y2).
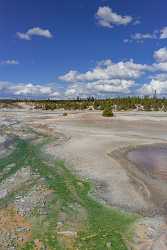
(128, 145, 167, 180)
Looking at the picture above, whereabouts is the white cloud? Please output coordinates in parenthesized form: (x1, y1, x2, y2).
(145, 48, 167, 84)
(96, 6, 133, 28)
(87, 79, 134, 93)
(131, 32, 157, 40)
(65, 88, 77, 96)
(154, 47, 167, 62)
(160, 27, 167, 39)
(125, 27, 167, 43)
(0, 82, 61, 98)
(17, 33, 31, 40)
(10, 83, 53, 95)
(139, 77, 167, 95)
(1, 60, 19, 65)
(64, 78, 135, 98)
(125, 31, 158, 43)
(153, 62, 167, 72)
(152, 73, 167, 80)
(60, 70, 78, 82)
(50, 91, 60, 97)
(4, 51, 167, 98)
(59, 59, 152, 83)
(59, 59, 154, 97)
(17, 27, 53, 40)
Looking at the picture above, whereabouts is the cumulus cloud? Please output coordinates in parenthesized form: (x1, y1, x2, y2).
(139, 55, 167, 95)
(10, 83, 53, 95)
(60, 70, 79, 82)
(153, 62, 167, 72)
(0, 82, 60, 98)
(50, 91, 60, 97)
(152, 73, 167, 80)
(59, 59, 152, 83)
(87, 79, 134, 93)
(160, 26, 167, 39)
(1, 60, 19, 65)
(64, 79, 134, 98)
(96, 6, 133, 28)
(152, 47, 167, 72)
(4, 51, 167, 98)
(59, 59, 155, 97)
(17, 27, 53, 40)
(154, 47, 167, 62)
(139, 77, 167, 95)
(60, 52, 167, 97)
(65, 88, 78, 96)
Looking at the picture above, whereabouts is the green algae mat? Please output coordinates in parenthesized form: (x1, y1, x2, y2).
(0, 135, 136, 250)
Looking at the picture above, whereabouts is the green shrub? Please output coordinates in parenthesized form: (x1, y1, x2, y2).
(102, 108, 114, 117)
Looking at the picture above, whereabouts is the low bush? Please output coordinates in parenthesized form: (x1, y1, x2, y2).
(102, 108, 114, 117)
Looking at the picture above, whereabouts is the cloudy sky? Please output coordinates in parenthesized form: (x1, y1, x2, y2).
(1, 0, 167, 98)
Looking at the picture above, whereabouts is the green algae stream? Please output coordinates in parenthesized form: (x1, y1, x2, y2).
(0, 137, 136, 250)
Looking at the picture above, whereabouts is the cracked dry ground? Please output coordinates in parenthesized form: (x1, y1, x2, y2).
(0, 112, 135, 250)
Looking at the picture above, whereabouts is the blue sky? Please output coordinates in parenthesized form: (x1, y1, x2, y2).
(1, 0, 167, 98)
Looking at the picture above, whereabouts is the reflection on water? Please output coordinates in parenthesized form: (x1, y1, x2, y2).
(128, 146, 167, 180)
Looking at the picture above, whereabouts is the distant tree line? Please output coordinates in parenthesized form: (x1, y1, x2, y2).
(1, 96, 167, 111)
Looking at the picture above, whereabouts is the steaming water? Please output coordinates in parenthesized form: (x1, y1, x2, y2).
(128, 146, 167, 180)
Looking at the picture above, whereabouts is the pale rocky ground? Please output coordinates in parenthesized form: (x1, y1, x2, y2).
(0, 109, 167, 249)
